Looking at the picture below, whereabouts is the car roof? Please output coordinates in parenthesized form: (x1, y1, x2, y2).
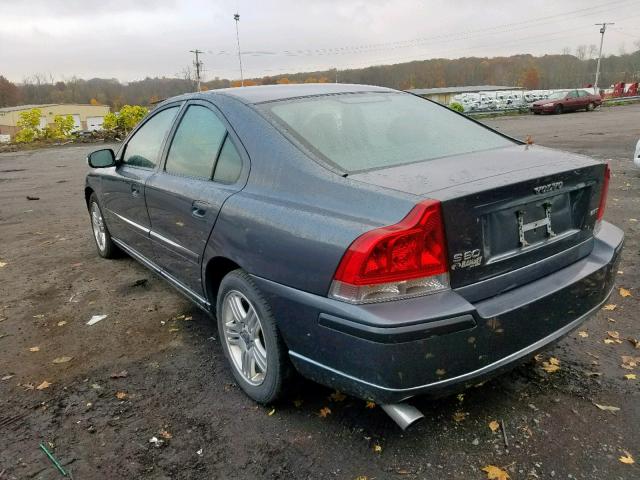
(201, 83, 396, 104)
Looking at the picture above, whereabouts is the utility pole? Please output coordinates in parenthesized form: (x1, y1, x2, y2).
(189, 49, 204, 91)
(233, 13, 244, 86)
(593, 22, 614, 95)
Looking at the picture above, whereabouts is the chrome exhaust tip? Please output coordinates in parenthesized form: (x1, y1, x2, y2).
(381, 403, 425, 430)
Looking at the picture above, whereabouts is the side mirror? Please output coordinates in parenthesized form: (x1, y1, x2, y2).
(87, 149, 116, 168)
(634, 139, 640, 168)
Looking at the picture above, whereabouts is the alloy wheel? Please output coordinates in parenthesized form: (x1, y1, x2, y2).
(222, 290, 268, 385)
(91, 202, 106, 252)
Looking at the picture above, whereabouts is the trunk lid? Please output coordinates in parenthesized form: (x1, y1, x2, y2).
(350, 145, 606, 300)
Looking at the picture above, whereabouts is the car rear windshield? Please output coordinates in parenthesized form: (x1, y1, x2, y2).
(261, 92, 515, 173)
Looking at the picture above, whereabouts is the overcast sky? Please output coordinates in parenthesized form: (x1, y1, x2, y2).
(1, 0, 639, 83)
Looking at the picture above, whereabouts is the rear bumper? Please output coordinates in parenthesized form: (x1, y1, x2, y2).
(252, 222, 623, 404)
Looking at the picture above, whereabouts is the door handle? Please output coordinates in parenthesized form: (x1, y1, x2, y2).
(130, 183, 141, 197)
(191, 200, 209, 218)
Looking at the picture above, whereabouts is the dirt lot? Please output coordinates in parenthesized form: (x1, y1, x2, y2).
(1, 104, 638, 480)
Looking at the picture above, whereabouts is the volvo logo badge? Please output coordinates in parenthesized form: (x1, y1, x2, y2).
(533, 181, 563, 194)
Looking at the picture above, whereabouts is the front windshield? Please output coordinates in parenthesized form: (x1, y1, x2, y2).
(547, 91, 567, 100)
(262, 92, 515, 173)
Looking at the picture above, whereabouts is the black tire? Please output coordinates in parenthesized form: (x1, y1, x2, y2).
(586, 102, 595, 111)
(216, 269, 291, 404)
(554, 104, 563, 114)
(88, 193, 118, 259)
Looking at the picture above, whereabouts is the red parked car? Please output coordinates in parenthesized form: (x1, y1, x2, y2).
(531, 89, 602, 114)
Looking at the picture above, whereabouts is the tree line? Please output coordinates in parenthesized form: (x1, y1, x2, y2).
(1, 48, 639, 108)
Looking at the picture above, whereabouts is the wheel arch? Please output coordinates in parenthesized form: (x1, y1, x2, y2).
(204, 256, 242, 306)
(84, 186, 94, 209)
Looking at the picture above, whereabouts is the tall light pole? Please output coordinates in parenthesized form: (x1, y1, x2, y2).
(593, 22, 614, 95)
(189, 49, 204, 91)
(234, 13, 244, 86)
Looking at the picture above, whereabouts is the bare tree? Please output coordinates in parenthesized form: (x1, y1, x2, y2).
(575, 45, 587, 61)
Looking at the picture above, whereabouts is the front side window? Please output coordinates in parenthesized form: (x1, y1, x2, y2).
(165, 105, 227, 179)
(122, 107, 179, 169)
(262, 92, 515, 173)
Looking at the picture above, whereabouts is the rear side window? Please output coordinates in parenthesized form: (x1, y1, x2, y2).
(577, 90, 588, 97)
(213, 137, 242, 184)
(166, 105, 226, 179)
(123, 107, 179, 169)
(262, 92, 514, 173)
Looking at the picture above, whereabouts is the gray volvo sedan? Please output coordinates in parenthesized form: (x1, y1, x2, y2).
(85, 84, 623, 429)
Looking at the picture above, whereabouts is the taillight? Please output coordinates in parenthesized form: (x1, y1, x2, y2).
(595, 163, 610, 231)
(329, 200, 449, 304)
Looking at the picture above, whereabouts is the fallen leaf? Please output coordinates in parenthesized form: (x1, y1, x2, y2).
(365, 401, 376, 409)
(604, 339, 616, 345)
(110, 370, 128, 379)
(619, 287, 632, 298)
(435, 368, 446, 376)
(52, 356, 72, 364)
(293, 399, 303, 408)
(608, 331, 620, 339)
(36, 380, 51, 390)
(619, 452, 635, 464)
(33, 314, 45, 319)
(482, 465, 510, 480)
(115, 391, 127, 400)
(541, 357, 560, 373)
(169, 328, 180, 333)
(594, 403, 620, 412)
(488, 420, 500, 432)
(319, 407, 332, 418)
(621, 356, 639, 369)
(267, 408, 276, 416)
(56, 321, 67, 327)
(2, 375, 14, 381)
(0, 261, 7, 268)
(624, 373, 636, 380)
(373, 444, 382, 453)
(608, 317, 616, 323)
(329, 390, 347, 402)
(452, 411, 468, 422)
(628, 338, 640, 349)
(159, 429, 172, 439)
(603, 304, 617, 311)
(578, 331, 589, 338)
(29, 346, 40, 352)
(456, 393, 465, 403)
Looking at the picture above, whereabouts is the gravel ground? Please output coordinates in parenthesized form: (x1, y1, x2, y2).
(0, 104, 638, 479)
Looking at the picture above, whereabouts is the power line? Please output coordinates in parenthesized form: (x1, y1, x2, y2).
(214, 0, 636, 60)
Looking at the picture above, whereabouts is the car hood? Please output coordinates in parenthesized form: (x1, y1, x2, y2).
(348, 144, 598, 199)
